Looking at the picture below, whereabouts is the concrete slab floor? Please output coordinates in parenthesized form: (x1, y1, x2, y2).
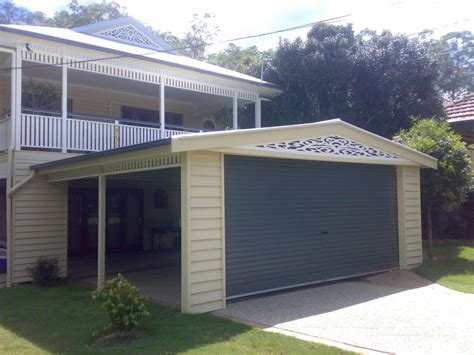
(68, 250, 180, 279)
(218, 271, 474, 355)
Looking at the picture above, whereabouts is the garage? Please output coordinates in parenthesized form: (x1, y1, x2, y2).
(225, 156, 399, 297)
(26, 119, 437, 313)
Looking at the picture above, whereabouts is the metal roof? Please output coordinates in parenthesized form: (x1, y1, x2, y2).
(32, 138, 172, 170)
(32, 120, 438, 173)
(0, 24, 281, 91)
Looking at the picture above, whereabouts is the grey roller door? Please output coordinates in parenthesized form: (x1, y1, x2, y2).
(225, 155, 399, 298)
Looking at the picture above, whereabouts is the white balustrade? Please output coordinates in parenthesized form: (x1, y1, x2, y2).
(161, 128, 191, 138)
(20, 113, 193, 152)
(119, 124, 163, 147)
(67, 118, 115, 152)
(21, 114, 62, 149)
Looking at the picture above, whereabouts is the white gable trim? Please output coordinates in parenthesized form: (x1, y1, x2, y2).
(171, 120, 438, 169)
(208, 147, 413, 166)
(72, 16, 181, 55)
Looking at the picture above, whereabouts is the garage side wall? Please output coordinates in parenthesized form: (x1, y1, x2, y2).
(181, 151, 225, 313)
(11, 151, 72, 283)
(397, 165, 423, 269)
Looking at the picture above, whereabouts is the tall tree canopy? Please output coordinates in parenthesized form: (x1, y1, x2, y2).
(430, 31, 474, 100)
(0, 0, 126, 28)
(207, 43, 274, 77)
(157, 13, 219, 59)
(45, 0, 127, 28)
(0, 1, 46, 25)
(265, 24, 443, 137)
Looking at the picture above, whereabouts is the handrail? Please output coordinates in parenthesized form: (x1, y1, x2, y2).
(21, 107, 204, 132)
(19, 111, 203, 152)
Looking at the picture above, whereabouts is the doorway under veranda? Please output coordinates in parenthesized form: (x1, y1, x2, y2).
(67, 167, 181, 307)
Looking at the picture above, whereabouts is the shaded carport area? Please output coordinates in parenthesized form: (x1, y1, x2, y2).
(32, 139, 183, 307)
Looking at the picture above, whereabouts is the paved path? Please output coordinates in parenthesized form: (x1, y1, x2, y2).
(218, 271, 474, 354)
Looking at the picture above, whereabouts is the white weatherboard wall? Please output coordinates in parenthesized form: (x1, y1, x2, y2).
(11, 151, 76, 283)
(397, 165, 423, 269)
(181, 151, 225, 313)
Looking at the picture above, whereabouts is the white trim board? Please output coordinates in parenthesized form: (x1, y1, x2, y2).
(171, 120, 438, 169)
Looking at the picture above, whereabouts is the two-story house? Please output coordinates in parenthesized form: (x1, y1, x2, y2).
(0, 17, 436, 314)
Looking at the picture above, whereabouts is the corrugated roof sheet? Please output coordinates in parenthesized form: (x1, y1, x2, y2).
(445, 94, 474, 122)
(0, 24, 280, 90)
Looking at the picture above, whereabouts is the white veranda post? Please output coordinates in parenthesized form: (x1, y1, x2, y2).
(15, 49, 22, 150)
(61, 63, 68, 153)
(233, 93, 238, 130)
(255, 96, 261, 128)
(160, 79, 165, 137)
(97, 174, 106, 289)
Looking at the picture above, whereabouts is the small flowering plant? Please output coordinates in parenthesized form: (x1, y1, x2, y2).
(92, 273, 150, 336)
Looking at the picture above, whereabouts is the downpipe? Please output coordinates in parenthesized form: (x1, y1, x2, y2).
(5, 148, 36, 287)
(6, 146, 13, 287)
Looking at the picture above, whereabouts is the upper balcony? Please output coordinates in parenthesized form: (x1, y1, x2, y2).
(0, 44, 274, 153)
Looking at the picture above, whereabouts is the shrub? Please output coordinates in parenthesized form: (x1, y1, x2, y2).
(92, 273, 150, 335)
(26, 256, 61, 287)
(395, 118, 471, 256)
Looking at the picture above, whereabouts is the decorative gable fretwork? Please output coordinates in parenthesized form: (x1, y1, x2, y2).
(98, 25, 162, 50)
(253, 135, 400, 160)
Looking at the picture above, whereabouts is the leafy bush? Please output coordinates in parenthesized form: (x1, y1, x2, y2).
(92, 273, 150, 335)
(26, 256, 61, 287)
(395, 118, 472, 255)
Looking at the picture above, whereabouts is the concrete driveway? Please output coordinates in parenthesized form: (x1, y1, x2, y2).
(218, 271, 474, 354)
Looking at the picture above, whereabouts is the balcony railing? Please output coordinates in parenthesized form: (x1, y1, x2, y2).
(19, 109, 197, 152)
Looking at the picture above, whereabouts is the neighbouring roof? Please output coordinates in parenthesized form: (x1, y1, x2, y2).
(0, 17, 280, 91)
(445, 94, 474, 122)
(32, 120, 438, 173)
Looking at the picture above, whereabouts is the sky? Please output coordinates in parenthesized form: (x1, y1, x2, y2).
(11, 0, 474, 52)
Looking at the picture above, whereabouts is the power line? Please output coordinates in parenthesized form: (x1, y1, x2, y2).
(0, 14, 352, 71)
(406, 18, 472, 37)
(0, 7, 471, 72)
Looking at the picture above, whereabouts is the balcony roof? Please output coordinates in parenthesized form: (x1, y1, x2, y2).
(0, 24, 282, 93)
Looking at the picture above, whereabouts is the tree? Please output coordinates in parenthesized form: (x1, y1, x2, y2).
(0, 0, 126, 28)
(154, 13, 219, 59)
(394, 118, 471, 258)
(179, 13, 219, 60)
(430, 31, 474, 100)
(0, 0, 46, 25)
(207, 43, 274, 77)
(46, 0, 127, 28)
(266, 24, 444, 137)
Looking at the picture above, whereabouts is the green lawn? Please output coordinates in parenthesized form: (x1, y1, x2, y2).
(0, 284, 353, 354)
(414, 240, 474, 293)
